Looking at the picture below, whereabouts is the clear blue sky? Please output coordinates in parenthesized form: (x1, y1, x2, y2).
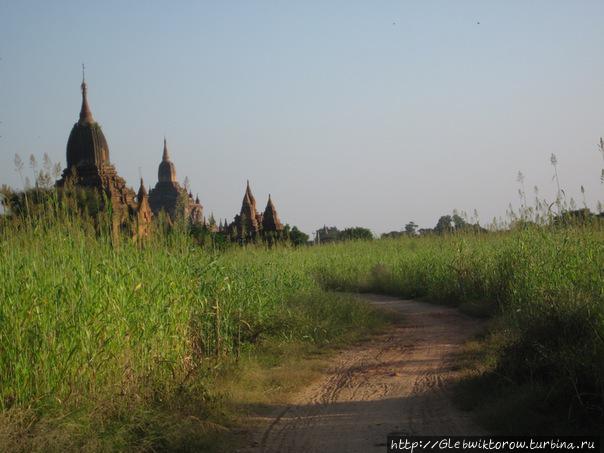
(1, 1, 603, 234)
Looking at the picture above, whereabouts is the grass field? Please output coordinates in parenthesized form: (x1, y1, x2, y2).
(1, 211, 603, 449)
(311, 227, 604, 434)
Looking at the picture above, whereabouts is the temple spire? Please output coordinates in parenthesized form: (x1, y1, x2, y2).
(262, 193, 283, 232)
(138, 177, 147, 198)
(156, 137, 177, 183)
(79, 63, 94, 124)
(266, 193, 274, 210)
(245, 179, 256, 208)
(162, 137, 170, 161)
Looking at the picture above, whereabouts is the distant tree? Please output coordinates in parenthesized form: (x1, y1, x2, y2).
(434, 212, 487, 234)
(434, 215, 453, 234)
(338, 227, 373, 241)
(381, 231, 403, 239)
(451, 214, 467, 230)
(288, 226, 309, 246)
(404, 221, 418, 236)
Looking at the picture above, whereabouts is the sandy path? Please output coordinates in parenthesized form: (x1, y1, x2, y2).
(243, 294, 486, 453)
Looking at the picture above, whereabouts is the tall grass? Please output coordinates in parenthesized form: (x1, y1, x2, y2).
(0, 210, 387, 450)
(310, 225, 604, 430)
(1, 202, 603, 446)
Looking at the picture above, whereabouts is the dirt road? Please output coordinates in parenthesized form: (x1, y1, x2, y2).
(244, 294, 486, 453)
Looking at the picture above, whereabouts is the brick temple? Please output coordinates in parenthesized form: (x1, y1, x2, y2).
(148, 138, 204, 224)
(224, 181, 284, 240)
(56, 72, 285, 240)
(56, 72, 150, 234)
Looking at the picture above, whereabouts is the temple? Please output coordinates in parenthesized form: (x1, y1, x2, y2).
(55, 71, 287, 242)
(56, 69, 139, 232)
(262, 194, 283, 233)
(228, 181, 284, 241)
(236, 180, 261, 238)
(148, 138, 204, 224)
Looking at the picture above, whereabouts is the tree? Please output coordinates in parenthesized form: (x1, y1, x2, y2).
(434, 215, 453, 234)
(288, 226, 309, 246)
(404, 221, 418, 236)
(381, 231, 403, 239)
(338, 227, 373, 241)
(451, 214, 467, 230)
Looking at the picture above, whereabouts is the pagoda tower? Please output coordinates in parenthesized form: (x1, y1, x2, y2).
(148, 138, 204, 223)
(57, 70, 138, 228)
(262, 194, 284, 233)
(149, 138, 186, 218)
(237, 180, 261, 238)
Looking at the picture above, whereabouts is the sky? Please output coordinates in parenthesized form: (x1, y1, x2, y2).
(1, 1, 603, 236)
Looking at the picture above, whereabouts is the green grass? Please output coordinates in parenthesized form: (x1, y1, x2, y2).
(308, 226, 604, 433)
(1, 210, 603, 448)
(0, 215, 391, 451)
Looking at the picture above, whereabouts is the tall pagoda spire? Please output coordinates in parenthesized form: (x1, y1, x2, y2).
(137, 177, 148, 199)
(149, 137, 189, 220)
(157, 138, 177, 183)
(262, 193, 283, 232)
(239, 181, 259, 234)
(162, 136, 170, 161)
(63, 66, 110, 170)
(79, 63, 94, 125)
(245, 179, 256, 210)
(58, 70, 148, 242)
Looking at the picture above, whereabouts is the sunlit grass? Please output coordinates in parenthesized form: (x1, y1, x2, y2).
(0, 214, 390, 450)
(0, 207, 602, 447)
(309, 225, 604, 432)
